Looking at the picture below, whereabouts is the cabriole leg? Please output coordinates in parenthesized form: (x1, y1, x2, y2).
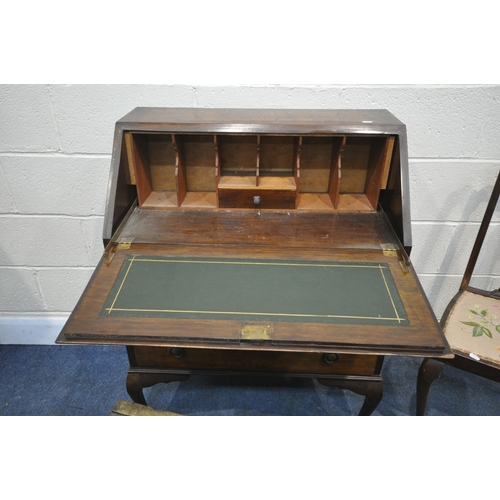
(317, 378, 383, 416)
(416, 358, 444, 416)
(126, 370, 190, 406)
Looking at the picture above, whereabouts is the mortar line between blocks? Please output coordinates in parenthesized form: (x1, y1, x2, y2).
(47, 85, 64, 152)
(0, 266, 97, 271)
(0, 152, 112, 158)
(0, 158, 18, 212)
(412, 220, 500, 226)
(410, 158, 500, 163)
(80, 219, 93, 264)
(33, 270, 49, 311)
(0, 214, 104, 219)
(417, 273, 500, 278)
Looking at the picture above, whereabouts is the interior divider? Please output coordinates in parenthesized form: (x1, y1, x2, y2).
(380, 137, 395, 189)
(256, 135, 261, 186)
(214, 135, 221, 205)
(124, 132, 137, 186)
(294, 136, 302, 191)
(172, 134, 187, 207)
(328, 136, 346, 209)
(129, 133, 152, 206)
(364, 137, 390, 209)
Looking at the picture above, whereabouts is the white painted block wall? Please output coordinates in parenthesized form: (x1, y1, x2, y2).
(1, 84, 499, 344)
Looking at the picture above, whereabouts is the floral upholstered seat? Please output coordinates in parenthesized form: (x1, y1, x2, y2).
(443, 290, 500, 369)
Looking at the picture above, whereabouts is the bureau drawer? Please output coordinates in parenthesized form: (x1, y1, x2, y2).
(131, 346, 379, 376)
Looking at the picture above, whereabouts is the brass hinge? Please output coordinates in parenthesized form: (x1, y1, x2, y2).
(381, 244, 397, 257)
(116, 237, 134, 250)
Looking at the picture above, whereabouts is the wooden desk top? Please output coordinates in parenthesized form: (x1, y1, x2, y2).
(58, 209, 450, 358)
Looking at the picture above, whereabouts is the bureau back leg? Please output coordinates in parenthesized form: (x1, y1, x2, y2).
(357, 381, 384, 416)
(317, 378, 383, 416)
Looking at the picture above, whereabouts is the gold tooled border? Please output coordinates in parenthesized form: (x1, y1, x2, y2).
(106, 257, 406, 322)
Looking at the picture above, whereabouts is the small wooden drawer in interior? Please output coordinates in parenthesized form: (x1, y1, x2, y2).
(218, 175, 297, 209)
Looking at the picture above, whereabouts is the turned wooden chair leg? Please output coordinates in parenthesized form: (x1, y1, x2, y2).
(416, 358, 445, 416)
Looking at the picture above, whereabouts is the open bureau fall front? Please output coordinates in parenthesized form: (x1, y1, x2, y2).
(57, 108, 451, 415)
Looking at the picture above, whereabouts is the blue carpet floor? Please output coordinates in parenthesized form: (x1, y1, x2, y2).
(1, 345, 499, 415)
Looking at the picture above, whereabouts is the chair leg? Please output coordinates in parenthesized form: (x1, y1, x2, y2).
(416, 358, 445, 416)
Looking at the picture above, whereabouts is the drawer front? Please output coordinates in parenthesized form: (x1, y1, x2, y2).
(218, 188, 296, 209)
(132, 346, 379, 376)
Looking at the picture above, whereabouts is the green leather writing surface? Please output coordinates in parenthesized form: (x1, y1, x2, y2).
(101, 256, 408, 326)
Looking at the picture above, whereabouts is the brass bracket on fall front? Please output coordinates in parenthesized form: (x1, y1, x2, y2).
(240, 323, 274, 341)
(381, 243, 411, 274)
(104, 253, 115, 265)
(399, 261, 410, 273)
(102, 199, 138, 266)
(104, 238, 134, 266)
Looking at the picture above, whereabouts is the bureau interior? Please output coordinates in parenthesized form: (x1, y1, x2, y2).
(124, 132, 396, 211)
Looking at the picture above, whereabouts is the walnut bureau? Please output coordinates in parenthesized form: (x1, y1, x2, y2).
(56, 108, 451, 415)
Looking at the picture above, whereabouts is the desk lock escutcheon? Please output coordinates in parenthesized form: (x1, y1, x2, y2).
(240, 323, 274, 341)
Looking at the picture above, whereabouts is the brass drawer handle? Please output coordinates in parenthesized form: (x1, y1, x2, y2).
(323, 353, 340, 364)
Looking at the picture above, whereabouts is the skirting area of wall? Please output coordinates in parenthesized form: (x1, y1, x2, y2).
(0, 315, 69, 344)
